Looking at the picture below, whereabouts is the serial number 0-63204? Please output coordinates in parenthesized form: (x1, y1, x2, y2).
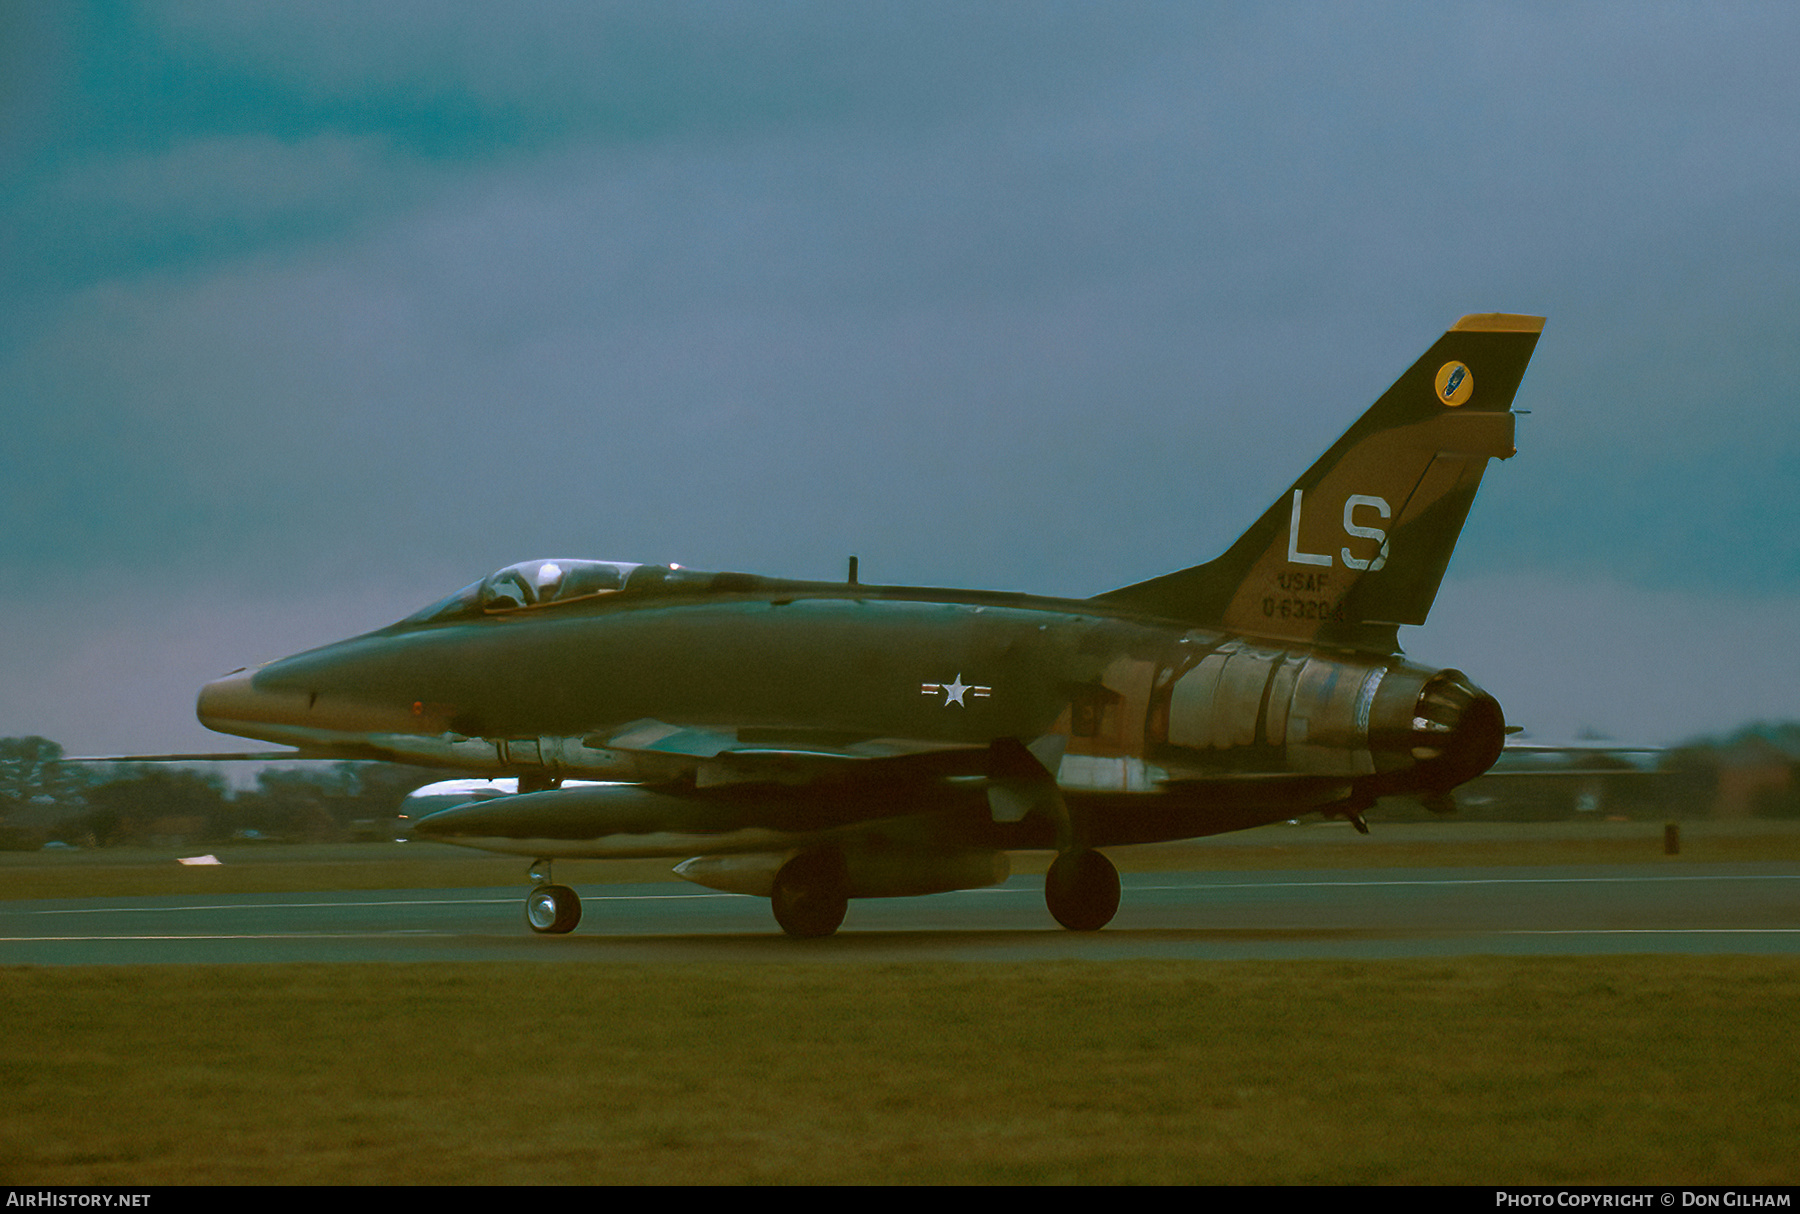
(1262, 597, 1344, 622)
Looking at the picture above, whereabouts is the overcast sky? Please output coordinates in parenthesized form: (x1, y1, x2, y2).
(2, 1, 1796, 754)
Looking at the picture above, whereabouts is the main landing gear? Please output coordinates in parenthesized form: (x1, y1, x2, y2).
(771, 848, 849, 939)
(517, 848, 1119, 937)
(1044, 848, 1120, 932)
(525, 859, 581, 934)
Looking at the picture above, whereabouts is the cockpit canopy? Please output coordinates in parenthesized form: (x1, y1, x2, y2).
(399, 557, 784, 627)
(479, 558, 640, 610)
(404, 559, 659, 625)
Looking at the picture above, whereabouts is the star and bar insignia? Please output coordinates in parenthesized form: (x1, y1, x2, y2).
(920, 673, 992, 707)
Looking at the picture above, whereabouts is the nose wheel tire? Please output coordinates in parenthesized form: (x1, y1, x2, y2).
(1045, 849, 1120, 932)
(526, 883, 581, 934)
(771, 849, 849, 939)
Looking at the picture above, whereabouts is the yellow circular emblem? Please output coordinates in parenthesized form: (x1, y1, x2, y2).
(1435, 361, 1473, 407)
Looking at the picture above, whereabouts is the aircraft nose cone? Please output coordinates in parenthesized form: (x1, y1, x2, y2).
(195, 666, 311, 739)
(196, 668, 258, 732)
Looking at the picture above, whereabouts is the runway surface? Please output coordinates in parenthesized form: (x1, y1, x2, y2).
(4, 862, 1799, 964)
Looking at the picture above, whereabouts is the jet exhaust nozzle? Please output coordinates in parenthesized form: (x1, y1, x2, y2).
(1407, 670, 1506, 790)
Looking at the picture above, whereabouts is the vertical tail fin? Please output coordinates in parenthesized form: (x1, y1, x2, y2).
(1095, 314, 1543, 651)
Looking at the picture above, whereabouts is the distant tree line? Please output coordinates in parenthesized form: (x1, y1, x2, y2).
(1657, 721, 1800, 820)
(1397, 721, 1799, 822)
(2, 722, 1797, 849)
(0, 736, 443, 850)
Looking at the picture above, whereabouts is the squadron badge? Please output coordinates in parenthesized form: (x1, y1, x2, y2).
(1435, 361, 1473, 406)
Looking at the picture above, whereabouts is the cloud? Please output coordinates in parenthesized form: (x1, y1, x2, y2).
(147, 0, 1166, 148)
(1413, 573, 1800, 745)
(50, 133, 399, 233)
(0, 574, 431, 756)
(4, 3, 1798, 749)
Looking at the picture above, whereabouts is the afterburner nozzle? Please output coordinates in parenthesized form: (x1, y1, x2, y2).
(1408, 670, 1506, 789)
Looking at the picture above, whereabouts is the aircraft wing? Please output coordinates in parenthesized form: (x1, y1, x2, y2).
(593, 718, 992, 788)
(57, 748, 373, 764)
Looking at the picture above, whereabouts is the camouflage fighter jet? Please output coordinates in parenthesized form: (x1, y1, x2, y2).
(193, 314, 1543, 937)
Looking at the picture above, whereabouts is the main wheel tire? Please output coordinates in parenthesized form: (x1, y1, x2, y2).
(1044, 849, 1120, 931)
(771, 849, 849, 939)
(526, 883, 581, 934)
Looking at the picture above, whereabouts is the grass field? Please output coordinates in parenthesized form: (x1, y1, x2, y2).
(4, 957, 1798, 1185)
(5, 819, 1798, 1185)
